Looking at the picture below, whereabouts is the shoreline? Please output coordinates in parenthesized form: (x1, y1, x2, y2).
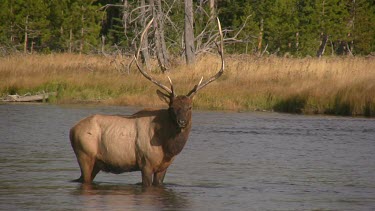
(1, 54, 374, 117)
(2, 101, 374, 120)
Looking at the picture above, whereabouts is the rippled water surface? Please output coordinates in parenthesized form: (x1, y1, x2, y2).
(1, 104, 374, 210)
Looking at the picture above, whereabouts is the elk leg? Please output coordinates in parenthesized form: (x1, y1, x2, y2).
(141, 167, 153, 187)
(77, 153, 96, 184)
(90, 163, 101, 181)
(153, 170, 167, 186)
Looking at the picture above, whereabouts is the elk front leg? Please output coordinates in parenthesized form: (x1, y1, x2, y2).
(141, 167, 153, 187)
(153, 170, 167, 186)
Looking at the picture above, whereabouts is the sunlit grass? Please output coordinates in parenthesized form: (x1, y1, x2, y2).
(1, 53, 374, 116)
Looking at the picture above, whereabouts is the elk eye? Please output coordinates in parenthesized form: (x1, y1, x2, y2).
(188, 106, 192, 110)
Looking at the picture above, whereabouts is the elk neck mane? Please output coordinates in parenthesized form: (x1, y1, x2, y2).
(162, 119, 191, 160)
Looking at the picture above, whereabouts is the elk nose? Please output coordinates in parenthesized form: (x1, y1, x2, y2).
(178, 120, 186, 126)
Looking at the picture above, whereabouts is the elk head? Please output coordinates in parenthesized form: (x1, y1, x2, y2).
(134, 18, 224, 129)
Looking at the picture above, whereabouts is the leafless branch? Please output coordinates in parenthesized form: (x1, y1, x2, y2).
(99, 4, 124, 11)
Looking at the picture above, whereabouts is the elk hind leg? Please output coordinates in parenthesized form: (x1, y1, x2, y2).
(75, 153, 98, 184)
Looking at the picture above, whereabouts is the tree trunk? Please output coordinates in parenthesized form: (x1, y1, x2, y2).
(140, 0, 150, 68)
(31, 41, 34, 54)
(80, 5, 84, 54)
(156, 0, 169, 70)
(122, 0, 128, 36)
(184, 0, 195, 65)
(101, 35, 106, 54)
(24, 15, 29, 54)
(11, 23, 14, 43)
(317, 34, 328, 58)
(257, 18, 264, 55)
(296, 32, 299, 52)
(209, 0, 215, 20)
(150, 0, 169, 72)
(10, 4, 14, 44)
(349, 0, 355, 54)
(69, 29, 73, 53)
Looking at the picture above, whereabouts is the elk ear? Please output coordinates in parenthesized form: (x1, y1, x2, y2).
(156, 90, 171, 105)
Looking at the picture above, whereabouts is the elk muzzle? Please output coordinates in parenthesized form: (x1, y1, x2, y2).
(177, 119, 187, 128)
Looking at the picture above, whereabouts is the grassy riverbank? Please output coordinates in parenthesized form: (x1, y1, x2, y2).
(1, 54, 374, 116)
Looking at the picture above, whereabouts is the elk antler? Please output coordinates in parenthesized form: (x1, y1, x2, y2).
(134, 18, 175, 97)
(187, 17, 224, 97)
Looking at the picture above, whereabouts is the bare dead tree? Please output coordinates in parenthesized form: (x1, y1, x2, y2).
(195, 14, 253, 56)
(100, 0, 254, 72)
(150, 0, 169, 72)
(24, 15, 29, 54)
(140, 0, 150, 68)
(317, 34, 328, 58)
(185, 0, 196, 65)
(209, 0, 215, 20)
(257, 18, 264, 55)
(122, 0, 129, 39)
(99, 2, 151, 73)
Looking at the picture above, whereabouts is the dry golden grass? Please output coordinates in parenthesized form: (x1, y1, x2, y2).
(1, 53, 374, 116)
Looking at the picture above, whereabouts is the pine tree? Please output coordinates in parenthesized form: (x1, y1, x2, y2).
(46, 0, 69, 52)
(265, 0, 299, 55)
(296, 0, 320, 56)
(217, 0, 260, 54)
(65, 0, 103, 53)
(234, 3, 260, 54)
(315, 0, 350, 56)
(0, 0, 16, 49)
(349, 0, 375, 55)
(19, 0, 50, 53)
(0, 0, 50, 53)
(0, 0, 374, 56)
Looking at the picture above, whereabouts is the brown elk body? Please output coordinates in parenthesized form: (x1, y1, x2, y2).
(69, 18, 224, 187)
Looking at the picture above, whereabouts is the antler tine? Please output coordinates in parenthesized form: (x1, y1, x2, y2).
(167, 76, 176, 96)
(134, 18, 173, 95)
(187, 17, 224, 97)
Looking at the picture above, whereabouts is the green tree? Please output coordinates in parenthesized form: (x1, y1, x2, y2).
(18, 0, 50, 53)
(0, 0, 50, 53)
(105, 0, 132, 50)
(315, 0, 350, 56)
(46, 0, 69, 52)
(0, 0, 16, 49)
(1, 0, 374, 56)
(349, 0, 375, 55)
(296, 0, 320, 56)
(63, 0, 102, 53)
(237, 4, 260, 54)
(265, 0, 299, 55)
(218, 0, 260, 54)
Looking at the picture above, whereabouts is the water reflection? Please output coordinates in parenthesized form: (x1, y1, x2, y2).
(74, 183, 190, 210)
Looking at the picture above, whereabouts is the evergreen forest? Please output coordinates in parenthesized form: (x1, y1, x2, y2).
(0, 0, 374, 58)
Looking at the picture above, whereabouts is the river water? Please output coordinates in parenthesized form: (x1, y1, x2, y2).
(0, 104, 374, 210)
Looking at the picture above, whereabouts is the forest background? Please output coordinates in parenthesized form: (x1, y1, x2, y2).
(0, 0, 374, 57)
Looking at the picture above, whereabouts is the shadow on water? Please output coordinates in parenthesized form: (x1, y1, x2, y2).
(72, 182, 190, 210)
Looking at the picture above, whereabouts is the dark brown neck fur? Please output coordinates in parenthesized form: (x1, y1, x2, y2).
(163, 122, 191, 159)
(154, 109, 192, 160)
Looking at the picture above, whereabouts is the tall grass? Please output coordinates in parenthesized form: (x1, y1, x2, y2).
(1, 53, 374, 116)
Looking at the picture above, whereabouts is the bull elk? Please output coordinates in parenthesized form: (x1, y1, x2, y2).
(69, 18, 224, 187)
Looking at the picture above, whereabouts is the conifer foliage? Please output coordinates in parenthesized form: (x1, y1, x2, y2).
(0, 0, 373, 57)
